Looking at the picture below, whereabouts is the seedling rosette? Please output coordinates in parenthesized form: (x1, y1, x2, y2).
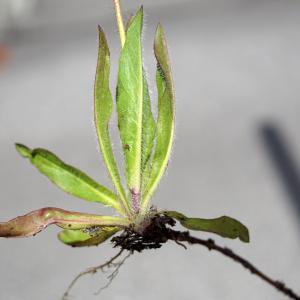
(0, 7, 249, 246)
(2, 6, 300, 300)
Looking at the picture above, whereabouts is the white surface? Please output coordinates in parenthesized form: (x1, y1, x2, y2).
(0, 0, 300, 299)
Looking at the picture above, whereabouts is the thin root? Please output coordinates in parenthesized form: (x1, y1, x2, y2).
(62, 249, 128, 299)
(174, 239, 187, 250)
(94, 252, 131, 295)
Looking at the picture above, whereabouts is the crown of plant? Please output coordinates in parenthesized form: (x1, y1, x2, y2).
(0, 7, 249, 247)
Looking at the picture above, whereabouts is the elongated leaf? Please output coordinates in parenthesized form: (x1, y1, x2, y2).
(141, 24, 175, 212)
(141, 73, 156, 188)
(15, 144, 124, 214)
(164, 211, 250, 242)
(94, 27, 130, 215)
(58, 226, 120, 247)
(125, 14, 156, 192)
(117, 8, 144, 198)
(0, 207, 129, 238)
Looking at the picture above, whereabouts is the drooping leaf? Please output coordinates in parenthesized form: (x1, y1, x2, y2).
(0, 207, 129, 238)
(58, 226, 120, 247)
(116, 8, 144, 198)
(164, 211, 249, 242)
(141, 24, 175, 212)
(94, 27, 130, 215)
(15, 144, 124, 214)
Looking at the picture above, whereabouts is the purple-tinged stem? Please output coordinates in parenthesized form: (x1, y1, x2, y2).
(130, 188, 140, 214)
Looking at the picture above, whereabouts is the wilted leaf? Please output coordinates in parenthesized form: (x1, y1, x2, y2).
(15, 144, 124, 214)
(0, 207, 129, 238)
(58, 226, 120, 247)
(94, 27, 130, 215)
(141, 24, 175, 212)
(164, 211, 249, 242)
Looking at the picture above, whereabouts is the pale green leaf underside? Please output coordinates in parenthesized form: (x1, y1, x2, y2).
(0, 207, 128, 238)
(164, 211, 250, 242)
(15, 144, 124, 214)
(117, 8, 144, 192)
(141, 24, 175, 212)
(94, 27, 130, 215)
(58, 226, 120, 247)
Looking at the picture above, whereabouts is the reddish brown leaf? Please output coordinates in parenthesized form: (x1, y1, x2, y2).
(0, 207, 129, 238)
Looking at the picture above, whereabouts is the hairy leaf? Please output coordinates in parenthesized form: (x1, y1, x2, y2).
(141, 24, 175, 212)
(117, 8, 144, 197)
(58, 226, 120, 247)
(141, 73, 156, 189)
(164, 211, 249, 242)
(0, 207, 129, 238)
(15, 144, 124, 214)
(94, 27, 130, 215)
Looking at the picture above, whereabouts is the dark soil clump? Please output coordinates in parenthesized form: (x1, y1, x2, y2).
(112, 215, 177, 252)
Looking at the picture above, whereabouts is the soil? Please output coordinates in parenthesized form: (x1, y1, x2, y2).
(112, 214, 178, 252)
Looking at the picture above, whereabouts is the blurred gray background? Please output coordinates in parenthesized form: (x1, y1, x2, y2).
(0, 0, 300, 299)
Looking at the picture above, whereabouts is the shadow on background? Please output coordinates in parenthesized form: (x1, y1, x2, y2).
(260, 123, 300, 227)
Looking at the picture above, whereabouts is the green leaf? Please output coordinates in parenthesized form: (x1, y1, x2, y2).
(141, 72, 156, 189)
(0, 207, 129, 238)
(15, 143, 31, 158)
(125, 15, 134, 32)
(164, 211, 250, 243)
(121, 10, 156, 210)
(141, 24, 175, 212)
(58, 226, 120, 247)
(15, 144, 124, 214)
(94, 27, 130, 215)
(117, 8, 144, 197)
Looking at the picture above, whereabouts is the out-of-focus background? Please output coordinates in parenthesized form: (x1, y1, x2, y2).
(0, 0, 299, 299)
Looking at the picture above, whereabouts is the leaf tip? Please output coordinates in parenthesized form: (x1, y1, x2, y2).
(156, 22, 163, 33)
(134, 5, 144, 26)
(15, 143, 31, 158)
(155, 23, 165, 43)
(240, 226, 250, 243)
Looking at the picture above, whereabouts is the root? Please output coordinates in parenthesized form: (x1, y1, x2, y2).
(112, 215, 300, 300)
(62, 215, 300, 300)
(166, 230, 300, 300)
(94, 252, 131, 295)
(62, 249, 131, 299)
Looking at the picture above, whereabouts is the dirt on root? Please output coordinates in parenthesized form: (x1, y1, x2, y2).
(111, 215, 178, 252)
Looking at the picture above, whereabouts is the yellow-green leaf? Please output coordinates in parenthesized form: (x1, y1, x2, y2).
(141, 24, 175, 212)
(58, 226, 120, 247)
(94, 27, 130, 215)
(164, 211, 250, 243)
(117, 7, 144, 197)
(141, 72, 156, 190)
(15, 144, 124, 214)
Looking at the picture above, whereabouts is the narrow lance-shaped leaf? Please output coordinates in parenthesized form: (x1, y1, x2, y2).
(58, 226, 120, 247)
(141, 24, 175, 212)
(15, 144, 124, 215)
(124, 15, 156, 193)
(141, 73, 156, 189)
(117, 8, 144, 208)
(94, 26, 130, 215)
(0, 207, 129, 238)
(164, 211, 250, 243)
